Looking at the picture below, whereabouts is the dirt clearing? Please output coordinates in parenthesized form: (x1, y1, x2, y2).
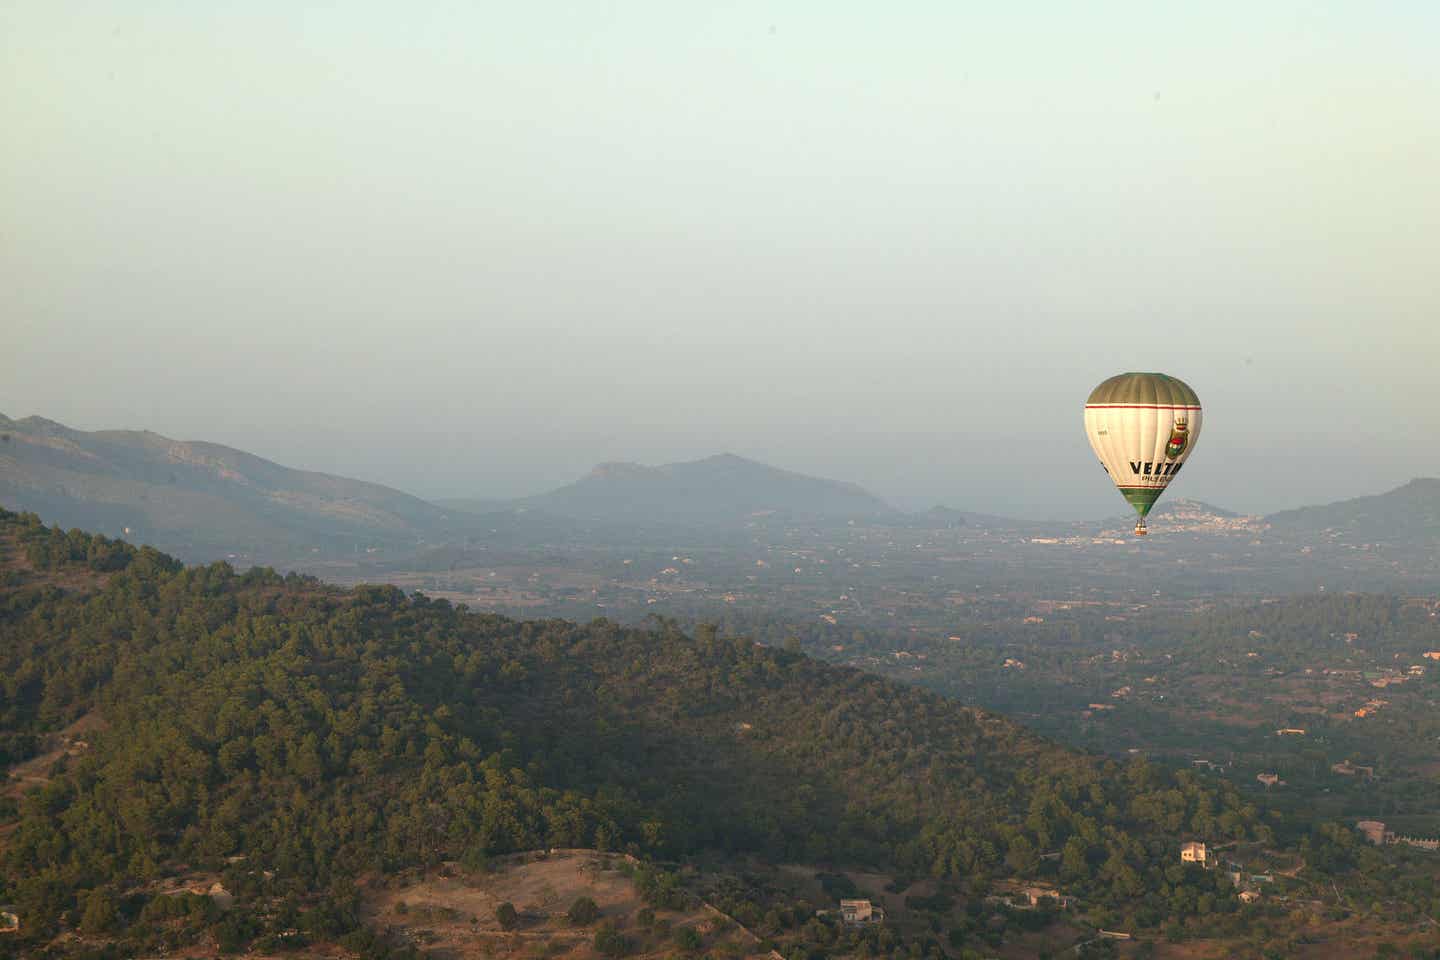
(363, 850, 767, 960)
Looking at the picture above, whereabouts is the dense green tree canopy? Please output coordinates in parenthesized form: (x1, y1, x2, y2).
(0, 509, 1368, 954)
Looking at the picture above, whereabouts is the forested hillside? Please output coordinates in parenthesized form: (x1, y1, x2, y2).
(0, 509, 1407, 957)
(1265, 477, 1440, 545)
(0, 414, 463, 560)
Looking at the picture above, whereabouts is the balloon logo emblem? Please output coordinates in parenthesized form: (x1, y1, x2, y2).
(1165, 418, 1189, 459)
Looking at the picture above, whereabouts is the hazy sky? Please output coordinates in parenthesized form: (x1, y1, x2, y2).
(5, 2, 1438, 518)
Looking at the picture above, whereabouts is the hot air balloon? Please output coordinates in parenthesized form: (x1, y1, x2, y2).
(1083, 372, 1202, 536)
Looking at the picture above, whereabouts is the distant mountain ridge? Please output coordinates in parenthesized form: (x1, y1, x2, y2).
(9, 411, 1438, 562)
(0, 413, 461, 558)
(1, 415, 902, 558)
(1264, 478, 1440, 542)
(518, 452, 898, 526)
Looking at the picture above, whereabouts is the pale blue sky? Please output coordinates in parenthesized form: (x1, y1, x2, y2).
(4, 2, 1438, 517)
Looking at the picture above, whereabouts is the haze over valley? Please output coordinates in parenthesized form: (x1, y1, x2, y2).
(6, 410, 1439, 598)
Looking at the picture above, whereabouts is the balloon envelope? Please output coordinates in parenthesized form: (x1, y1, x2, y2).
(1083, 372, 1202, 530)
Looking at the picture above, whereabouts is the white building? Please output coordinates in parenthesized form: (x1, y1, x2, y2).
(1180, 842, 1209, 866)
(839, 900, 884, 924)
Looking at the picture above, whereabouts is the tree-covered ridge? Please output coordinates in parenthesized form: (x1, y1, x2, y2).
(0, 412, 464, 561)
(0, 510, 1273, 950)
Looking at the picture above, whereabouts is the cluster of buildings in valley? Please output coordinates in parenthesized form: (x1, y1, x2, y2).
(1180, 843, 1274, 902)
(1026, 501, 1264, 542)
(829, 884, 1084, 926)
(1295, 661, 1433, 719)
(1365, 664, 1426, 688)
(1356, 821, 1440, 852)
(1352, 697, 1390, 718)
(984, 883, 1077, 911)
(1025, 536, 1130, 546)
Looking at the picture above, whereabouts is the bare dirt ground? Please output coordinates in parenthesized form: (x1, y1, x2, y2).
(1, 713, 107, 860)
(1131, 924, 1440, 960)
(362, 850, 768, 960)
(2, 712, 106, 800)
(0, 529, 114, 594)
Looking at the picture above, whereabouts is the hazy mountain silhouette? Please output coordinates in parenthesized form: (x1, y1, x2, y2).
(515, 453, 898, 526)
(0, 413, 459, 558)
(1265, 478, 1440, 542)
(9, 411, 1437, 561)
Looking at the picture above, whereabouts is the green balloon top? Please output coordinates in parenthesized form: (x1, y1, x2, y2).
(1086, 372, 1200, 407)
